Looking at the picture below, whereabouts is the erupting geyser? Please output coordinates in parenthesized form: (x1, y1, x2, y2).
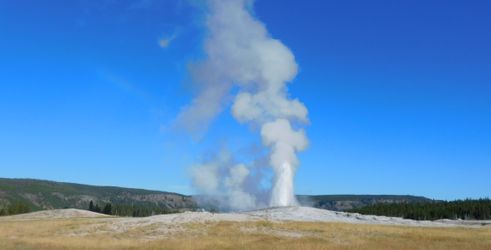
(177, 0, 309, 209)
(271, 162, 296, 207)
(262, 119, 308, 207)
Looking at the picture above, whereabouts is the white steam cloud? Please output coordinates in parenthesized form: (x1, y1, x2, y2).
(179, 0, 308, 209)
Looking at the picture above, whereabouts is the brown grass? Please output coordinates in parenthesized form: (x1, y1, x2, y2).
(0, 217, 489, 250)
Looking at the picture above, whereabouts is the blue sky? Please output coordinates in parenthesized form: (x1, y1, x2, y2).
(0, 0, 489, 200)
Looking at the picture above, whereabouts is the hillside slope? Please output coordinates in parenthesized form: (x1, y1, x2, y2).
(0, 178, 433, 213)
(0, 178, 197, 212)
(297, 194, 433, 211)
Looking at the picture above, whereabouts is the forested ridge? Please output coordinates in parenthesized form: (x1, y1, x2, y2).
(0, 178, 197, 216)
(349, 198, 491, 220)
(2, 178, 489, 220)
(87, 200, 181, 217)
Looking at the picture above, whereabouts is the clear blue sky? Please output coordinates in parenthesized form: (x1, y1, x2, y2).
(0, 0, 489, 200)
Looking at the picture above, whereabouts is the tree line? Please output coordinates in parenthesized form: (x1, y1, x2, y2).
(88, 200, 180, 217)
(0, 202, 31, 216)
(349, 198, 491, 220)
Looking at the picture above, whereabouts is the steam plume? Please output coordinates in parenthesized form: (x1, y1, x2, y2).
(180, 0, 308, 209)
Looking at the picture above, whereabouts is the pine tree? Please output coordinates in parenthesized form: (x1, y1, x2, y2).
(94, 204, 101, 213)
(89, 201, 94, 212)
(103, 203, 112, 215)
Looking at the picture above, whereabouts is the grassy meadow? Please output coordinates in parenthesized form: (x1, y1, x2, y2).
(0, 215, 490, 250)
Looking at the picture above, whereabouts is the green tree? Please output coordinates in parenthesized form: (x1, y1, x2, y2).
(93, 204, 101, 213)
(7, 202, 30, 215)
(103, 203, 112, 215)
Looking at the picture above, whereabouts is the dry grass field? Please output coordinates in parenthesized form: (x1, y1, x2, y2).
(0, 213, 490, 250)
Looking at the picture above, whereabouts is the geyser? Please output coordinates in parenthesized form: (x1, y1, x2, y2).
(177, 0, 308, 210)
(262, 119, 308, 206)
(271, 162, 295, 207)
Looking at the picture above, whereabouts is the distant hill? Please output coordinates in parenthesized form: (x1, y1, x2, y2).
(0, 178, 434, 215)
(297, 194, 434, 211)
(0, 178, 197, 214)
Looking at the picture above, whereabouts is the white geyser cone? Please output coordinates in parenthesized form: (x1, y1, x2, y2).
(270, 161, 297, 207)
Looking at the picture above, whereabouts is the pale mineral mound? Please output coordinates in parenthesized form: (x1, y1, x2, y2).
(3, 207, 489, 228)
(3, 208, 109, 220)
